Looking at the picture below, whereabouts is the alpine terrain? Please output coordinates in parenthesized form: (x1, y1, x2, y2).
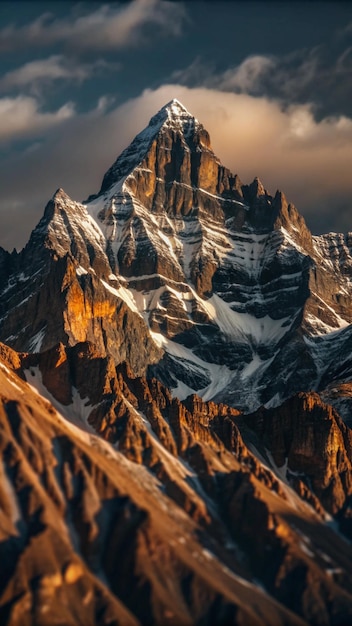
(1, 99, 352, 625)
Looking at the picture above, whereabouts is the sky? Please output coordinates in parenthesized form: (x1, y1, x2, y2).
(0, 0, 352, 251)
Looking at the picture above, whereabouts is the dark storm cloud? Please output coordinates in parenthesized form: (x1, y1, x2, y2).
(0, 0, 186, 53)
(171, 26, 352, 120)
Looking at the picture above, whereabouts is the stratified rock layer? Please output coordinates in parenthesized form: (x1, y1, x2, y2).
(2, 100, 352, 413)
(1, 100, 352, 625)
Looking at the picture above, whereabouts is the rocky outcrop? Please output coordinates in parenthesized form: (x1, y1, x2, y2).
(0, 247, 16, 289)
(1, 349, 352, 625)
(20, 342, 307, 531)
(245, 392, 352, 523)
(218, 468, 352, 626)
(0, 342, 24, 374)
(0, 191, 161, 374)
(320, 382, 352, 428)
(2, 329, 352, 626)
(304, 232, 352, 332)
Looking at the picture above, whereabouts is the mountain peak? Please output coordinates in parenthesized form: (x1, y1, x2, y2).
(96, 99, 200, 196)
(53, 187, 70, 202)
(160, 98, 192, 117)
(148, 98, 197, 132)
(251, 177, 266, 196)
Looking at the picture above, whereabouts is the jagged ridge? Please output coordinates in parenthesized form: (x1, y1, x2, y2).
(1, 98, 352, 414)
(1, 98, 352, 625)
(2, 343, 352, 624)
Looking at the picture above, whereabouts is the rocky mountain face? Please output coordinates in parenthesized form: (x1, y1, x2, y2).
(84, 100, 352, 412)
(2, 99, 352, 413)
(2, 342, 352, 626)
(0, 189, 161, 374)
(1, 99, 352, 624)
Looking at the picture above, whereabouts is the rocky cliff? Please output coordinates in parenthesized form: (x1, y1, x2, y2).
(2, 100, 352, 413)
(1, 100, 352, 625)
(0, 189, 161, 374)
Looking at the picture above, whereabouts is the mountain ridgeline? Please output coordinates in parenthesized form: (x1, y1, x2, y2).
(1, 99, 352, 413)
(1, 99, 352, 625)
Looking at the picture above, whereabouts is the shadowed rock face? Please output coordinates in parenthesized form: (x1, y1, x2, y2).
(245, 393, 352, 523)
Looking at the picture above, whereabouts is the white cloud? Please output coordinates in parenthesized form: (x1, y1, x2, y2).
(0, 56, 112, 92)
(0, 1, 186, 52)
(0, 96, 75, 143)
(1, 84, 352, 251)
(215, 55, 275, 92)
(172, 41, 352, 122)
(172, 54, 280, 94)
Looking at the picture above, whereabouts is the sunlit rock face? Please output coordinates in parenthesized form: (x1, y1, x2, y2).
(84, 99, 352, 413)
(1, 98, 352, 624)
(2, 99, 352, 412)
(0, 189, 162, 375)
(1, 343, 352, 625)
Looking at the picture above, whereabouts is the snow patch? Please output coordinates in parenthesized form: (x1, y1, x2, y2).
(1, 461, 22, 524)
(100, 279, 142, 317)
(26, 367, 96, 435)
(150, 330, 235, 401)
(28, 328, 46, 353)
(76, 266, 88, 276)
(203, 293, 293, 346)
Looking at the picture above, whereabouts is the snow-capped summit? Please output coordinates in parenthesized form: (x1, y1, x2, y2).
(80, 100, 352, 412)
(95, 99, 201, 197)
(162, 97, 191, 113)
(148, 98, 198, 132)
(2, 99, 352, 415)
